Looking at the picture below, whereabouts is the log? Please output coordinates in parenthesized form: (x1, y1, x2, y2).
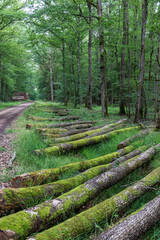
(36, 128, 68, 134)
(29, 107, 68, 113)
(34, 127, 140, 155)
(26, 121, 93, 130)
(1, 165, 160, 240)
(63, 123, 93, 130)
(27, 115, 79, 121)
(11, 145, 134, 188)
(0, 146, 147, 215)
(25, 167, 160, 240)
(40, 124, 106, 138)
(117, 129, 149, 149)
(54, 119, 127, 143)
(96, 194, 160, 240)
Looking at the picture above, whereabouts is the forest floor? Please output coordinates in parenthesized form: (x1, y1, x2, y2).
(0, 101, 160, 240)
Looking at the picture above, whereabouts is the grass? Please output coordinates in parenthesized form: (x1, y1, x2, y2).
(2, 100, 160, 240)
(0, 100, 30, 111)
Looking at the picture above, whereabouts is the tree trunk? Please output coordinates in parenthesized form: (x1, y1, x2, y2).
(1, 146, 159, 240)
(134, 0, 148, 123)
(87, 0, 93, 110)
(154, 34, 160, 121)
(119, 0, 128, 115)
(24, 166, 160, 240)
(49, 48, 54, 102)
(62, 39, 67, 105)
(126, 3, 131, 118)
(11, 146, 134, 188)
(117, 129, 149, 149)
(97, 0, 108, 117)
(34, 127, 139, 155)
(0, 146, 148, 216)
(96, 195, 160, 240)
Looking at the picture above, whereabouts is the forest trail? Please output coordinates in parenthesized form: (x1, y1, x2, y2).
(0, 102, 33, 139)
(0, 102, 33, 185)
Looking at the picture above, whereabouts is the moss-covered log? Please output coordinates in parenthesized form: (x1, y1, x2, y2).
(37, 128, 68, 135)
(29, 107, 68, 114)
(117, 130, 149, 149)
(40, 125, 106, 139)
(24, 167, 160, 240)
(26, 121, 93, 130)
(0, 146, 147, 215)
(34, 127, 139, 155)
(1, 165, 160, 240)
(63, 123, 93, 130)
(96, 195, 160, 240)
(1, 145, 159, 239)
(11, 146, 133, 188)
(26, 115, 79, 122)
(54, 119, 127, 143)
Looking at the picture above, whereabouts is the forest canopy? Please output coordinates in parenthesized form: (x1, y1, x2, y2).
(0, 0, 160, 121)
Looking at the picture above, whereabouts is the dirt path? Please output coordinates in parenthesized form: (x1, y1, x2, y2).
(0, 102, 33, 188)
(0, 102, 33, 139)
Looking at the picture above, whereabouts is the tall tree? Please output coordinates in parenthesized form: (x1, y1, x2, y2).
(134, 0, 148, 123)
(97, 0, 108, 117)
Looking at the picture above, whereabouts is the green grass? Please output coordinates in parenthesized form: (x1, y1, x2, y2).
(2, 101, 160, 240)
(0, 101, 30, 111)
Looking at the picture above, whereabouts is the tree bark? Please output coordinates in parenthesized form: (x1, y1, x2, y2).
(134, 0, 148, 123)
(96, 195, 160, 240)
(49, 48, 54, 102)
(154, 34, 160, 121)
(34, 127, 139, 155)
(87, 0, 93, 110)
(119, 0, 128, 115)
(54, 119, 127, 143)
(27, 115, 80, 122)
(97, 0, 108, 117)
(26, 121, 93, 130)
(0, 146, 148, 216)
(24, 166, 160, 240)
(117, 129, 149, 149)
(11, 146, 134, 188)
(40, 125, 105, 138)
(1, 145, 159, 240)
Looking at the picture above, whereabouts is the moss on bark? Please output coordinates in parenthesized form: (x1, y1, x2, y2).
(0, 146, 147, 215)
(1, 146, 159, 239)
(34, 127, 139, 155)
(11, 146, 134, 188)
(26, 167, 160, 240)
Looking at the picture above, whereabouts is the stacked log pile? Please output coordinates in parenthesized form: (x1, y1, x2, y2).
(1, 103, 159, 240)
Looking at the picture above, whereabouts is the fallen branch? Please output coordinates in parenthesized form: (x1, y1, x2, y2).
(1, 164, 160, 240)
(11, 146, 134, 187)
(34, 127, 140, 155)
(117, 130, 149, 149)
(96, 195, 160, 240)
(8, 152, 16, 168)
(0, 146, 147, 215)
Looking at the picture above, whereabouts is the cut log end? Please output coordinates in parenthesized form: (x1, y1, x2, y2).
(0, 230, 17, 240)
